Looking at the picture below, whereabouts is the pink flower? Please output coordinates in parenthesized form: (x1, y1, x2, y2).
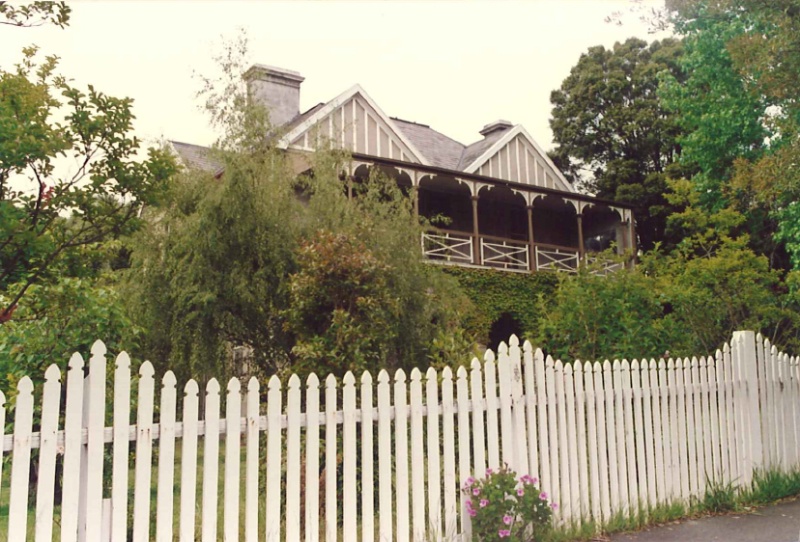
(520, 474, 533, 484)
(503, 514, 513, 525)
(531, 476, 539, 485)
(539, 491, 548, 500)
(473, 487, 481, 496)
(498, 529, 511, 538)
(465, 476, 475, 487)
(465, 499, 473, 509)
(516, 488, 525, 497)
(480, 499, 489, 508)
(486, 468, 494, 476)
(551, 502, 558, 509)
(469, 508, 477, 517)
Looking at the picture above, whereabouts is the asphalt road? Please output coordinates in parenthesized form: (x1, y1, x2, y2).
(608, 498, 800, 542)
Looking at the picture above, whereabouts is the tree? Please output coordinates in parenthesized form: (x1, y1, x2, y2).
(550, 37, 685, 250)
(0, 47, 177, 322)
(0, 1, 69, 28)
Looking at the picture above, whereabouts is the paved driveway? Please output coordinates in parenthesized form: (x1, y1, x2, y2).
(608, 498, 800, 542)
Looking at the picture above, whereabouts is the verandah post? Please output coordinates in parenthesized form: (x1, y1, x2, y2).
(734, 330, 764, 483)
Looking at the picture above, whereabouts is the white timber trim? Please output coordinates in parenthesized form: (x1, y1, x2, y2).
(278, 84, 430, 166)
(462, 125, 575, 193)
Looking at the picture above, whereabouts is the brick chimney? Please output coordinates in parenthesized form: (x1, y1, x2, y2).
(243, 64, 305, 128)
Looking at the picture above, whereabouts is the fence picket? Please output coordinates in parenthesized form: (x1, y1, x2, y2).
(666, 359, 680, 501)
(361, 371, 375, 542)
(304, 375, 319, 542)
(409, 368, 426, 542)
(35, 365, 61, 542)
(714, 350, 729, 484)
(287, 375, 302, 542)
(426, 367, 443, 540)
(456, 366, 472, 537)
(132, 361, 155, 542)
(593, 362, 611, 520)
(394, 370, 410, 542)
(224, 377, 242, 542)
(484, 351, 500, 472)
(684, 357, 699, 496)
(675, 358, 689, 500)
(583, 361, 600, 522)
(471, 358, 487, 479)
(612, 360, 629, 511)
(656, 360, 670, 503)
(180, 380, 200, 542)
(650, 360, 666, 503)
(602, 361, 619, 513)
(268, 376, 284, 542)
(555, 360, 570, 521)
(497, 342, 515, 469)
(441, 367, 457, 540)
(545, 356, 560, 510)
(723, 343, 740, 485)
(247, 377, 261, 542)
(630, 360, 648, 511)
(699, 357, 713, 483)
(574, 361, 589, 520)
(342, 372, 357, 542)
(564, 362, 580, 522)
(691, 357, 706, 497)
(378, 370, 393, 542)
(8, 377, 34, 541)
(84, 341, 108, 541)
(621, 360, 637, 514)
(509, 336, 528, 476)
(523, 342, 539, 482)
(156, 371, 177, 542)
(111, 352, 132, 541)
(535, 350, 551, 498)
(640, 360, 657, 509)
(202, 379, 221, 542)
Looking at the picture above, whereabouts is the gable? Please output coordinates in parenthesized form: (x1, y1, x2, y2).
(465, 128, 575, 192)
(283, 90, 425, 165)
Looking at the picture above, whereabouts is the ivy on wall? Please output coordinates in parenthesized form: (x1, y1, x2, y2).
(442, 267, 558, 346)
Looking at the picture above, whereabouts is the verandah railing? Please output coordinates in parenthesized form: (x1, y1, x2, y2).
(0, 331, 797, 541)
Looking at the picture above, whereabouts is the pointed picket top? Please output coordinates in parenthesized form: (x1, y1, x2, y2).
(456, 365, 468, 380)
(17, 375, 34, 395)
(227, 376, 241, 393)
(44, 363, 61, 383)
(325, 373, 337, 389)
(603, 360, 612, 371)
(723, 341, 731, 355)
(497, 341, 509, 357)
(116, 351, 131, 371)
(484, 349, 496, 363)
(523, 340, 533, 354)
(632, 359, 640, 371)
(555, 359, 564, 371)
(161, 370, 177, 389)
(91, 339, 107, 359)
(509, 334, 520, 348)
(691, 356, 699, 368)
(68, 351, 84, 371)
(666, 358, 674, 370)
(361, 370, 373, 385)
(343, 371, 356, 386)
(248, 376, 260, 393)
(574, 359, 584, 375)
(184, 379, 199, 397)
(658, 359, 667, 370)
(306, 372, 318, 391)
(269, 374, 282, 391)
(613, 359, 620, 371)
(771, 344, 779, 356)
(207, 378, 221, 394)
(758, 333, 765, 348)
(545, 355, 555, 369)
(377, 370, 389, 385)
(394, 368, 407, 384)
(425, 367, 438, 381)
(410, 367, 422, 383)
(716, 349, 723, 359)
(139, 360, 155, 378)
(622, 359, 630, 372)
(593, 360, 602, 374)
(471, 357, 482, 371)
(564, 362, 573, 376)
(700, 356, 707, 369)
(442, 366, 453, 381)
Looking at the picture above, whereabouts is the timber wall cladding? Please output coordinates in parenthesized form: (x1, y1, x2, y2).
(0, 331, 797, 541)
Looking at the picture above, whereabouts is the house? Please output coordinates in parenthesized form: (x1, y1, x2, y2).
(171, 64, 636, 274)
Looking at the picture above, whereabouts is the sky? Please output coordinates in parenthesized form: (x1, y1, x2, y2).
(2, 0, 670, 153)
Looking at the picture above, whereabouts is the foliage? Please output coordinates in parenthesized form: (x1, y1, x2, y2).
(550, 37, 685, 250)
(463, 466, 554, 542)
(0, 273, 138, 402)
(0, 1, 69, 28)
(441, 267, 558, 346)
(0, 47, 177, 322)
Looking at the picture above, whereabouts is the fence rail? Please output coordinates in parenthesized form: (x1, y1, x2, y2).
(0, 331, 797, 541)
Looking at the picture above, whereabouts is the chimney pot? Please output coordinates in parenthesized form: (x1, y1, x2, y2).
(479, 119, 513, 137)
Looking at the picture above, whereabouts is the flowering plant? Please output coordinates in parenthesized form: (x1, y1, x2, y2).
(462, 465, 554, 541)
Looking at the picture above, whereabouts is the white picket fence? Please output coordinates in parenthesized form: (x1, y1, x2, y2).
(0, 330, 798, 541)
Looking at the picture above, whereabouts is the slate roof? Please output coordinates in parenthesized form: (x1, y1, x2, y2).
(458, 129, 508, 170)
(391, 118, 465, 170)
(170, 141, 223, 175)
